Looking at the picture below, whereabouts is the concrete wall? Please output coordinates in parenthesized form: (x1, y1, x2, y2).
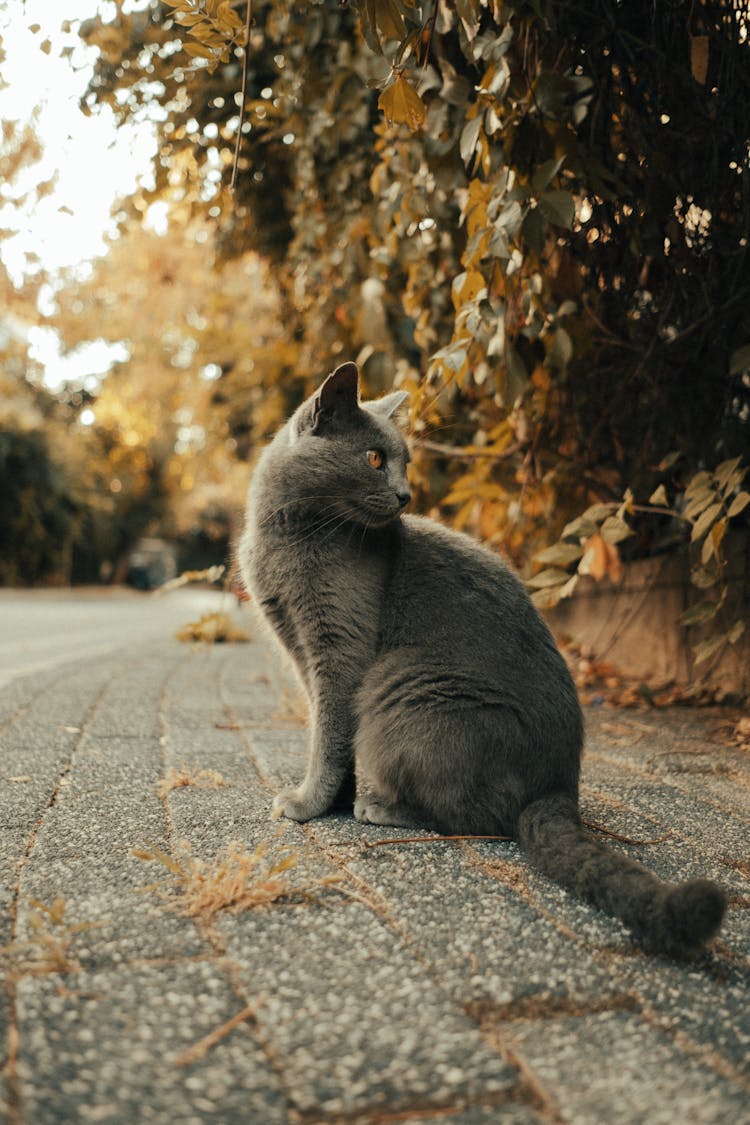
(546, 530, 749, 699)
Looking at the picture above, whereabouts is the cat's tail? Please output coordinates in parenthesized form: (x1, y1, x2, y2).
(517, 794, 726, 957)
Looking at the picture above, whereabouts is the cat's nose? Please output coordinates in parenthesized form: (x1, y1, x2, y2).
(396, 489, 411, 508)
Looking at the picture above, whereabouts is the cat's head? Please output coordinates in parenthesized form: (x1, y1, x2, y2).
(284, 362, 411, 527)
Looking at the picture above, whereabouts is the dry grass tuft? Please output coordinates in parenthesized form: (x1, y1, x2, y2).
(133, 835, 343, 919)
(0, 897, 103, 976)
(156, 762, 228, 799)
(176, 611, 250, 644)
(158, 564, 226, 595)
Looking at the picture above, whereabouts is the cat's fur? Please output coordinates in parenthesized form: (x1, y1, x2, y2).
(239, 362, 726, 957)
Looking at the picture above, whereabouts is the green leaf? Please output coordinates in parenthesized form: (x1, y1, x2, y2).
(460, 116, 482, 166)
(562, 515, 598, 541)
(533, 542, 583, 566)
(683, 488, 716, 521)
(531, 155, 566, 195)
(547, 326, 573, 370)
(600, 515, 633, 544)
(728, 620, 745, 644)
(727, 491, 750, 518)
(680, 600, 720, 627)
(690, 565, 719, 590)
(713, 456, 743, 492)
(729, 344, 750, 375)
(538, 190, 575, 229)
(375, 0, 407, 40)
(362, 0, 383, 53)
(527, 567, 570, 589)
(503, 345, 528, 405)
(693, 634, 726, 665)
(690, 502, 722, 541)
(701, 517, 727, 564)
(522, 207, 545, 256)
(582, 503, 615, 522)
(684, 471, 711, 500)
(495, 200, 523, 237)
(531, 586, 563, 609)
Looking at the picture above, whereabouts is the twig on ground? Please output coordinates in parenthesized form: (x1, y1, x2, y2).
(584, 819, 672, 846)
(174, 1003, 257, 1067)
(363, 833, 513, 849)
(363, 824, 670, 849)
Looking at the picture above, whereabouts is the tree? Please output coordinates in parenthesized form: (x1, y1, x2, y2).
(68, 1, 748, 653)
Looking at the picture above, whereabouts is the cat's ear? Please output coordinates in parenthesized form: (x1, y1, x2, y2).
(367, 390, 409, 420)
(310, 362, 360, 434)
(290, 362, 361, 443)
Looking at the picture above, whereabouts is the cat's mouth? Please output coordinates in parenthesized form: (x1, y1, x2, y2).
(351, 495, 404, 527)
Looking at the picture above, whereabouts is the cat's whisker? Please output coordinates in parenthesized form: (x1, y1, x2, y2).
(278, 505, 364, 550)
(259, 495, 349, 527)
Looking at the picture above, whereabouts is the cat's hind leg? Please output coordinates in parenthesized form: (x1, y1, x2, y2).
(353, 792, 423, 828)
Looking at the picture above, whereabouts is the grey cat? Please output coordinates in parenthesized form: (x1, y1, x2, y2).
(239, 362, 726, 957)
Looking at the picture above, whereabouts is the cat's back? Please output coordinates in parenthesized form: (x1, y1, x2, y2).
(385, 514, 559, 668)
(396, 514, 528, 606)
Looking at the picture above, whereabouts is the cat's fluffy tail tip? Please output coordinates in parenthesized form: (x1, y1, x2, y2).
(664, 878, 727, 957)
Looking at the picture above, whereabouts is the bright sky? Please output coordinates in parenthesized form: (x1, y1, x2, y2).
(0, 0, 156, 389)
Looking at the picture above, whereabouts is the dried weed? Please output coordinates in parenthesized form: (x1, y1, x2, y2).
(133, 835, 343, 919)
(0, 897, 103, 976)
(175, 612, 250, 645)
(156, 762, 228, 799)
(158, 564, 226, 595)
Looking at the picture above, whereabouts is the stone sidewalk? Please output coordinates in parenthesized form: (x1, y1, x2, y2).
(0, 608, 748, 1124)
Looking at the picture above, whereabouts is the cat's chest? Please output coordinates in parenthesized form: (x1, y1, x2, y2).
(249, 523, 385, 647)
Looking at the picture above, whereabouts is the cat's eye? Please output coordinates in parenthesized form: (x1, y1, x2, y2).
(367, 449, 384, 469)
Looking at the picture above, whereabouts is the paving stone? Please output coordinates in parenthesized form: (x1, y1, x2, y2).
(397, 1108, 544, 1125)
(2, 620, 748, 1124)
(616, 957, 750, 1080)
(15, 961, 288, 1124)
(508, 1009, 750, 1124)
(309, 818, 618, 1009)
(218, 899, 515, 1119)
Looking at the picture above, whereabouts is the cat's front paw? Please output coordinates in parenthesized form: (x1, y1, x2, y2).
(272, 787, 330, 822)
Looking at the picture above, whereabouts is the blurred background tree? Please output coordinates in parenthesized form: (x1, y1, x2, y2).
(1, 1, 748, 654)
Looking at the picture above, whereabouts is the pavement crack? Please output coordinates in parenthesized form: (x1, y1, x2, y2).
(292, 1088, 538, 1125)
(3, 664, 118, 1125)
(156, 648, 299, 1118)
(0, 664, 79, 736)
(638, 1000, 750, 1096)
(217, 652, 277, 792)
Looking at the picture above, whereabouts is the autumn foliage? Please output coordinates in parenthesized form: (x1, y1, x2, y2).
(1, 3, 749, 663)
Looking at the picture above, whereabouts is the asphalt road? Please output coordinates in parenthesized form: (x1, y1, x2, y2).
(0, 586, 229, 689)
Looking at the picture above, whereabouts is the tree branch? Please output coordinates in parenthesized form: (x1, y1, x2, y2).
(230, 1, 253, 193)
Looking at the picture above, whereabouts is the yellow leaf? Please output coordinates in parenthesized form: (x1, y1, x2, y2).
(183, 41, 216, 59)
(376, 0, 407, 40)
(378, 75, 426, 131)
